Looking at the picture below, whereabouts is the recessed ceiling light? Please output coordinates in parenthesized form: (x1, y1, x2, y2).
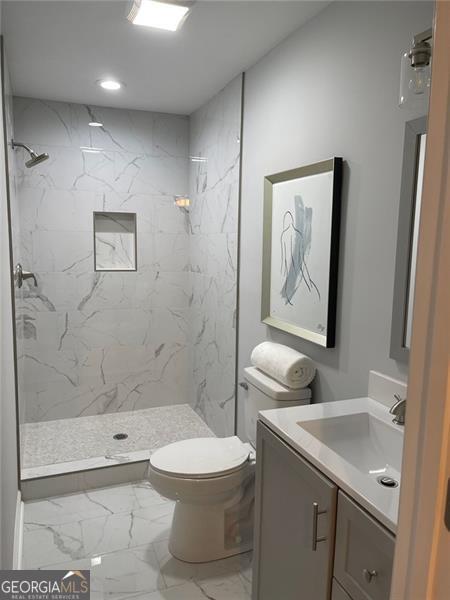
(89, 121, 103, 128)
(127, 0, 190, 32)
(98, 79, 122, 91)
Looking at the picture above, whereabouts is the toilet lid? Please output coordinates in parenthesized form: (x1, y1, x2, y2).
(150, 436, 251, 478)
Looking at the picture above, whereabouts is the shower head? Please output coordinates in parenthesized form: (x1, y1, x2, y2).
(11, 140, 49, 168)
(25, 151, 49, 168)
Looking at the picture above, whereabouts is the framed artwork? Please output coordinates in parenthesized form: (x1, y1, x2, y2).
(261, 157, 343, 347)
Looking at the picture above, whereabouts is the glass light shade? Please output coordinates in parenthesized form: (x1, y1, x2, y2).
(399, 51, 431, 108)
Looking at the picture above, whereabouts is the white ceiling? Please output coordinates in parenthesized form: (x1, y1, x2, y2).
(2, 0, 328, 115)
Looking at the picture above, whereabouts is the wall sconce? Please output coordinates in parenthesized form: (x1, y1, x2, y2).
(399, 28, 432, 108)
(175, 196, 190, 211)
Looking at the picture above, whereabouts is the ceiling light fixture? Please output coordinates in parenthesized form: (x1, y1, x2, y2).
(127, 0, 190, 32)
(89, 121, 103, 128)
(98, 79, 122, 91)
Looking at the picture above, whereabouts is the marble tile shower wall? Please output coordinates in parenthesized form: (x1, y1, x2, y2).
(13, 97, 191, 422)
(188, 76, 242, 436)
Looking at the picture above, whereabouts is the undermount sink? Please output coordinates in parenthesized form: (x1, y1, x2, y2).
(298, 412, 403, 480)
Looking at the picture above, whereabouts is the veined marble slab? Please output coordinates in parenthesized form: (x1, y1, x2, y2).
(22, 480, 252, 599)
(13, 96, 192, 426)
(187, 75, 243, 437)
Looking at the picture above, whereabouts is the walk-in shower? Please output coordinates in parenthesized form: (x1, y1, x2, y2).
(11, 139, 49, 167)
(6, 78, 242, 498)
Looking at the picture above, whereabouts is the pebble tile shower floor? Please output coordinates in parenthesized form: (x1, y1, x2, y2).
(23, 480, 252, 600)
(21, 405, 214, 478)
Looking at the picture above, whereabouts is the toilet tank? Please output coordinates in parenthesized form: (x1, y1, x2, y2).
(243, 366, 311, 447)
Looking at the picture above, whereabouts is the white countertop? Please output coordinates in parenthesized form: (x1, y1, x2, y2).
(259, 397, 403, 534)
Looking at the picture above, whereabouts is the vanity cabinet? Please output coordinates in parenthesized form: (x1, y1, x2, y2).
(252, 421, 338, 600)
(332, 580, 353, 600)
(334, 492, 395, 600)
(253, 422, 395, 600)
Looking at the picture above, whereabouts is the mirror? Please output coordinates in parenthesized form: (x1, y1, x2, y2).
(390, 116, 427, 361)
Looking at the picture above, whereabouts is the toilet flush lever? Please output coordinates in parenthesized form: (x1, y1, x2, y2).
(312, 502, 327, 551)
(14, 263, 37, 288)
(239, 381, 248, 390)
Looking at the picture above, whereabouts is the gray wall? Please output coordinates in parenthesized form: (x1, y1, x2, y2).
(237, 1, 433, 437)
(0, 33, 20, 568)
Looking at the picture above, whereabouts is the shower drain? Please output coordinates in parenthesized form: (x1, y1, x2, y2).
(377, 476, 398, 488)
(113, 433, 128, 441)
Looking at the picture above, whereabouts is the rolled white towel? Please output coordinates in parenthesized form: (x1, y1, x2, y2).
(250, 342, 316, 389)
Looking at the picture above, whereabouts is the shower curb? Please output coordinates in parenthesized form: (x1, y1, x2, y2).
(21, 459, 149, 501)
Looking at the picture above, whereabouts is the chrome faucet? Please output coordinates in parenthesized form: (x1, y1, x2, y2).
(389, 394, 406, 425)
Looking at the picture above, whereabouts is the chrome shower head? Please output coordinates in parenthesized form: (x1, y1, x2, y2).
(11, 140, 49, 168)
(25, 151, 50, 168)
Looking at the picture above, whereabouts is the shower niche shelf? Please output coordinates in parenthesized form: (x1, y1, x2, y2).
(94, 211, 137, 272)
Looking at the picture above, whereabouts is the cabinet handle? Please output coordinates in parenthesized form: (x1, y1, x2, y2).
(363, 569, 378, 583)
(311, 502, 327, 551)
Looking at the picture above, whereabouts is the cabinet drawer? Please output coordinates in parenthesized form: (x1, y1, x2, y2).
(334, 492, 395, 600)
(332, 579, 352, 600)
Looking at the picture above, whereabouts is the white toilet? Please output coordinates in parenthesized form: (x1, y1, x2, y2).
(148, 366, 312, 563)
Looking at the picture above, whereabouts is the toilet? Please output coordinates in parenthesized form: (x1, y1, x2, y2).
(148, 366, 312, 563)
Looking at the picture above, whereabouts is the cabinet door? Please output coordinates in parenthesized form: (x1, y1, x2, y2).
(252, 421, 337, 600)
(334, 492, 395, 600)
(332, 579, 353, 600)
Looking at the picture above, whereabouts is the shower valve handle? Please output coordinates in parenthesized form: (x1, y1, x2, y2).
(14, 263, 37, 288)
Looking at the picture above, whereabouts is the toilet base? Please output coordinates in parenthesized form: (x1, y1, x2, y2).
(168, 480, 254, 563)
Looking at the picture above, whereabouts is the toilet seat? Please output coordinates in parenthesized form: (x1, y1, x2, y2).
(150, 436, 251, 479)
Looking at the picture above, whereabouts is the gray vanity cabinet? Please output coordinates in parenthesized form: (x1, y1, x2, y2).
(252, 421, 338, 600)
(334, 492, 395, 600)
(332, 580, 353, 600)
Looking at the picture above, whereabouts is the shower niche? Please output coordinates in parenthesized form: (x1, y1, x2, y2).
(94, 211, 137, 271)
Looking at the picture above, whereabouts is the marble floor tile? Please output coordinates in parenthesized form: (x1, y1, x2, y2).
(23, 482, 174, 567)
(23, 481, 251, 599)
(82, 502, 174, 556)
(24, 482, 167, 530)
(23, 520, 85, 567)
(39, 544, 164, 600)
(154, 538, 252, 595)
(121, 582, 216, 600)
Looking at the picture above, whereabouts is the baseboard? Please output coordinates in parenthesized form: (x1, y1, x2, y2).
(12, 491, 24, 570)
